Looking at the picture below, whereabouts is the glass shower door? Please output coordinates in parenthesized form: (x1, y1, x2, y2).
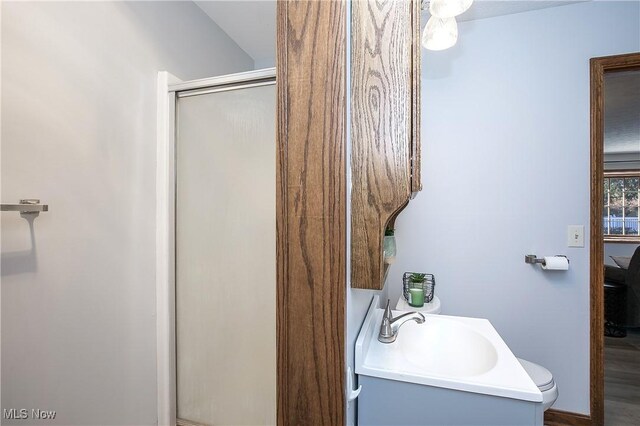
(175, 83, 276, 425)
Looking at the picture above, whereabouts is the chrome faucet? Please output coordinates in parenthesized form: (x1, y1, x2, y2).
(378, 299, 425, 343)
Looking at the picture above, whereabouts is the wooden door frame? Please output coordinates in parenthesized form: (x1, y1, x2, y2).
(276, 1, 347, 425)
(588, 52, 640, 426)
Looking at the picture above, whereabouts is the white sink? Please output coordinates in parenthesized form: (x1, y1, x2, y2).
(400, 317, 498, 377)
(355, 296, 542, 402)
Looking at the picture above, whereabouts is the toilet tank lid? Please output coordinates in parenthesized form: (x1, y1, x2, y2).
(517, 358, 554, 391)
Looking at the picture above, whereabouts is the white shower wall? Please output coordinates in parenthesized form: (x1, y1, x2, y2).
(1, 2, 253, 425)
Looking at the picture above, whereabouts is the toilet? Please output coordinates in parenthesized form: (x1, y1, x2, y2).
(395, 295, 559, 411)
(516, 358, 559, 411)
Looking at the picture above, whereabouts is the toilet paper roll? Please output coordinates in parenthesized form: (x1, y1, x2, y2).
(541, 256, 569, 270)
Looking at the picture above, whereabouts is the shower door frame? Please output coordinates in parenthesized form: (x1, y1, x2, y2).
(156, 68, 276, 426)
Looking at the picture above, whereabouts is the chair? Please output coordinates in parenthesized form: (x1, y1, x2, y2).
(604, 245, 640, 337)
(625, 246, 640, 327)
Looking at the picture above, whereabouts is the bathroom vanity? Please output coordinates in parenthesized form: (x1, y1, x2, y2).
(355, 297, 544, 425)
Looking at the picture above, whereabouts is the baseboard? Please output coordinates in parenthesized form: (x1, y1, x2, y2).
(545, 409, 592, 425)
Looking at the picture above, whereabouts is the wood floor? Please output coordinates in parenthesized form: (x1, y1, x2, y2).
(605, 329, 640, 425)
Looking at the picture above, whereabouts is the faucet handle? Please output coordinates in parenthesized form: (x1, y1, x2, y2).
(379, 299, 393, 342)
(383, 299, 392, 320)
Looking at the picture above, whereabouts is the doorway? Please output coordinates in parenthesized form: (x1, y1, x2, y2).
(591, 52, 640, 426)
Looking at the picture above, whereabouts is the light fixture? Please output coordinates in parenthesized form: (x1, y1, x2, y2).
(429, 0, 473, 19)
(422, 16, 458, 51)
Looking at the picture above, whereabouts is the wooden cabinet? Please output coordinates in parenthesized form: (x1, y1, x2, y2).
(351, 0, 421, 290)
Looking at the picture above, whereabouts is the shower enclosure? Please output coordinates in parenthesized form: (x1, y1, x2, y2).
(162, 69, 276, 426)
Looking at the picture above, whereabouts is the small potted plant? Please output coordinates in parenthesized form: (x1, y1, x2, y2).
(407, 273, 427, 308)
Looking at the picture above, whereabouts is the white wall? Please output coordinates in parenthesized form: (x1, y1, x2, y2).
(387, 1, 640, 415)
(1, 2, 253, 424)
(604, 155, 640, 170)
(605, 243, 640, 266)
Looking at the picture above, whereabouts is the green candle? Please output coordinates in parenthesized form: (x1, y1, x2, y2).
(408, 288, 424, 308)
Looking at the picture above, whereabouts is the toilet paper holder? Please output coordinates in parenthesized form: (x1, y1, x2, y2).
(525, 254, 569, 266)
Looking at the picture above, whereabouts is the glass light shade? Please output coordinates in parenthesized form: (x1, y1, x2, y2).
(429, 0, 473, 18)
(422, 16, 458, 51)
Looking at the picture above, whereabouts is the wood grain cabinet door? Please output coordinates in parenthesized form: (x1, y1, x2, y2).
(351, 0, 422, 290)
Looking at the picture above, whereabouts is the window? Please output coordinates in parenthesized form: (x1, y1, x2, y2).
(604, 171, 640, 240)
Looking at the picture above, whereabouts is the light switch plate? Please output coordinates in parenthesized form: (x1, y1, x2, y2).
(568, 225, 585, 247)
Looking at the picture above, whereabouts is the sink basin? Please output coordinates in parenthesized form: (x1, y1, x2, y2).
(355, 296, 542, 402)
(400, 317, 498, 377)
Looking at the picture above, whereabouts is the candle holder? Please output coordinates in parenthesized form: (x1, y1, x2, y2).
(403, 272, 436, 305)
